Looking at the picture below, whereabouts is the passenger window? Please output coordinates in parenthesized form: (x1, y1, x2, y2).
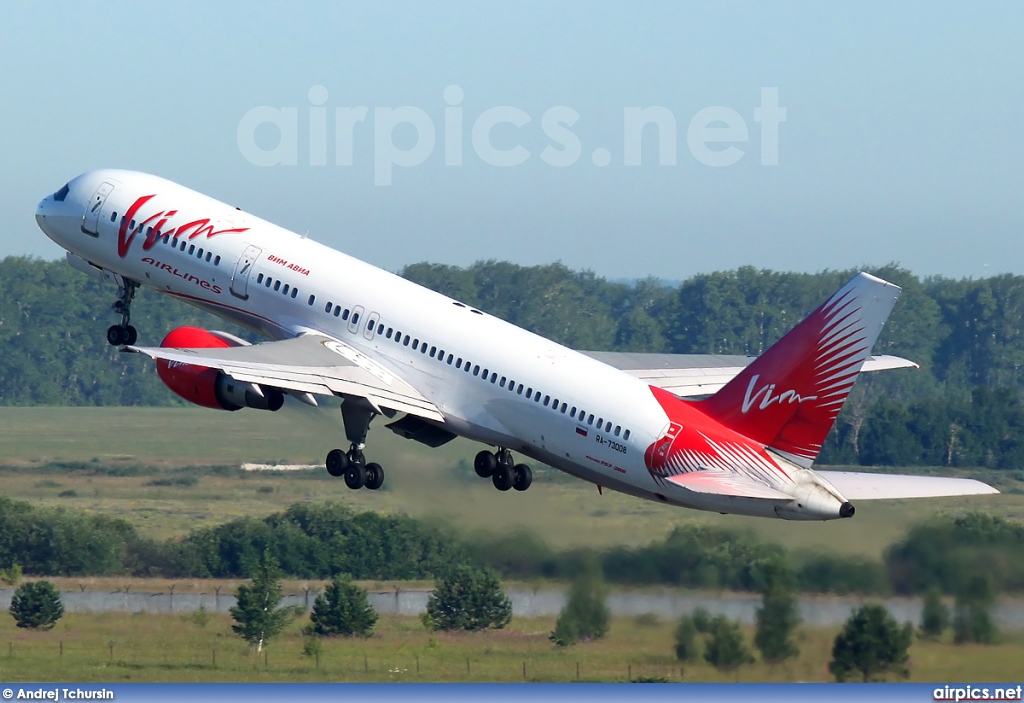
(430, 346, 437, 357)
(456, 358, 463, 369)
(257, 273, 264, 284)
(377, 323, 384, 334)
(490, 372, 497, 383)
(526, 387, 533, 397)
(283, 284, 289, 295)
(614, 426, 621, 437)
(352, 313, 359, 325)
(291, 289, 298, 299)
(266, 277, 272, 287)
(334, 307, 342, 317)
(560, 403, 567, 413)
(473, 365, 480, 376)
(342, 309, 350, 321)
(597, 417, 603, 428)
(130, 220, 136, 229)
(447, 354, 453, 364)
(606, 421, 612, 432)
(180, 240, 187, 251)
(308, 295, 316, 306)
(516, 384, 523, 394)
(110, 213, 116, 222)
(214, 256, 221, 266)
(624, 429, 631, 440)
(386, 328, 393, 339)
(403, 335, 410, 346)
(500, 377, 506, 388)
(412, 339, 419, 350)
(197, 248, 204, 259)
(588, 414, 594, 425)
(206, 252, 212, 262)
(570, 407, 577, 418)
(274, 281, 281, 292)
(544, 395, 550, 406)
(325, 302, 333, 313)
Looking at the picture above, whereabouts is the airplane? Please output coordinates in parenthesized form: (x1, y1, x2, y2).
(35, 170, 998, 520)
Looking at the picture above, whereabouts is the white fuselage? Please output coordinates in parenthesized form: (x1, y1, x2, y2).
(35, 169, 823, 518)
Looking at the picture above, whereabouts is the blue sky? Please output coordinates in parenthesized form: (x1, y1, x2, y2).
(3, 1, 1022, 281)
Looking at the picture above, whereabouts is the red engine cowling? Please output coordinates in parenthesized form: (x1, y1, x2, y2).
(156, 327, 284, 412)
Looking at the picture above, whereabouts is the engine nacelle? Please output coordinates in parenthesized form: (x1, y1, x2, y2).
(155, 327, 284, 412)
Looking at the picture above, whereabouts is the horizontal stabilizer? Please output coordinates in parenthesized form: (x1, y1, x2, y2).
(665, 469, 793, 501)
(816, 471, 999, 500)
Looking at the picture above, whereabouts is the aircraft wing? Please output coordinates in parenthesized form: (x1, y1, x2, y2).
(126, 334, 444, 421)
(581, 351, 918, 397)
(815, 471, 999, 499)
(665, 469, 793, 501)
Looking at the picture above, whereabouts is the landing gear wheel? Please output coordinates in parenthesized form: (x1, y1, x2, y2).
(474, 450, 497, 478)
(123, 325, 138, 346)
(107, 325, 125, 346)
(344, 462, 367, 490)
(512, 464, 533, 492)
(492, 463, 514, 492)
(326, 449, 349, 477)
(364, 462, 385, 490)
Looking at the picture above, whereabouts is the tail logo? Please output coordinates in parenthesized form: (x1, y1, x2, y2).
(741, 374, 819, 414)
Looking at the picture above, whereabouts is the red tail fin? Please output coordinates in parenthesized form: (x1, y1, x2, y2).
(696, 272, 902, 466)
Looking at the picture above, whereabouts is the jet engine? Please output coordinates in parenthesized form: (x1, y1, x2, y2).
(155, 327, 284, 412)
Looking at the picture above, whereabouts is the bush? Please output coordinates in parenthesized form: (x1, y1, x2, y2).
(673, 615, 700, 662)
(703, 615, 754, 673)
(829, 604, 912, 682)
(308, 575, 377, 637)
(753, 558, 800, 665)
(425, 564, 511, 632)
(918, 587, 949, 640)
(953, 575, 997, 644)
(9, 580, 64, 630)
(550, 568, 610, 647)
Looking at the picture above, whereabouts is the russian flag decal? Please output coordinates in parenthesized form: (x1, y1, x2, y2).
(576, 425, 589, 437)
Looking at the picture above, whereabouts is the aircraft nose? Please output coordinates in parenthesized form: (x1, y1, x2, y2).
(35, 197, 48, 228)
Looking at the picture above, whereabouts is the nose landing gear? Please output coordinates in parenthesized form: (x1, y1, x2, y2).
(106, 279, 139, 346)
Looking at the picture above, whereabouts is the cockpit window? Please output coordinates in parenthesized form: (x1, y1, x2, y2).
(53, 184, 70, 202)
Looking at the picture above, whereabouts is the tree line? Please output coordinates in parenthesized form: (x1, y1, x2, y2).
(6, 255, 1024, 466)
(0, 494, 1020, 597)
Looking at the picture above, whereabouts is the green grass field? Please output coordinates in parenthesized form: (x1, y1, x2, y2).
(1, 407, 1021, 556)
(0, 611, 1021, 683)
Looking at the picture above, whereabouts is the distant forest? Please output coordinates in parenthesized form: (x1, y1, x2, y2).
(4, 255, 1024, 469)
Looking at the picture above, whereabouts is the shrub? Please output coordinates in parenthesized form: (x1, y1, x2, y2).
(703, 615, 754, 673)
(953, 575, 997, 644)
(550, 568, 610, 647)
(829, 604, 912, 682)
(673, 615, 700, 662)
(425, 564, 511, 632)
(9, 580, 64, 630)
(308, 575, 377, 637)
(918, 587, 949, 640)
(753, 558, 800, 665)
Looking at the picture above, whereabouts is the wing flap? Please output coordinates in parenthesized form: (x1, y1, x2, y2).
(581, 351, 918, 397)
(127, 334, 444, 421)
(815, 470, 999, 500)
(665, 469, 793, 500)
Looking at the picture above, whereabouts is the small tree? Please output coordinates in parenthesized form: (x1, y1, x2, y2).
(9, 580, 64, 630)
(425, 564, 512, 632)
(918, 586, 950, 640)
(308, 575, 377, 637)
(674, 615, 701, 662)
(0, 563, 23, 587)
(230, 550, 300, 652)
(550, 567, 611, 647)
(753, 559, 800, 665)
(953, 575, 997, 644)
(829, 604, 912, 682)
(703, 615, 754, 673)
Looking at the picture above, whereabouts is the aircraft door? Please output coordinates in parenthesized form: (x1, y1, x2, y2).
(230, 245, 262, 300)
(81, 182, 115, 236)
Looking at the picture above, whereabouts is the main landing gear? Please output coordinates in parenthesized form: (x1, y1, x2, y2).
(473, 449, 532, 492)
(325, 398, 385, 490)
(106, 279, 139, 346)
